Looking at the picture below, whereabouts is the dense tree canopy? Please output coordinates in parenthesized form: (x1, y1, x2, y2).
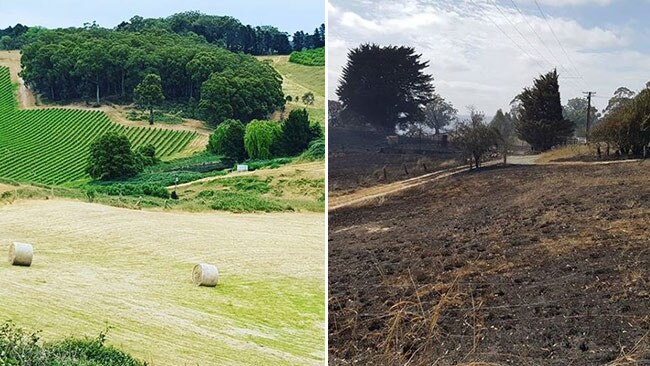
(423, 95, 458, 134)
(514, 70, 574, 151)
(134, 73, 165, 125)
(244, 120, 282, 159)
(86, 132, 143, 180)
(207, 119, 247, 161)
(0, 24, 29, 50)
(336, 44, 435, 134)
(592, 88, 650, 157)
(19, 27, 284, 123)
(563, 97, 600, 138)
(115, 12, 323, 55)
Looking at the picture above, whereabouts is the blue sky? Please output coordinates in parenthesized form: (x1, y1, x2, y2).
(328, 0, 650, 115)
(0, 0, 324, 34)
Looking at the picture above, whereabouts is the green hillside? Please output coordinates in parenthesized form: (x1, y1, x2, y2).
(0, 67, 197, 185)
(259, 55, 325, 126)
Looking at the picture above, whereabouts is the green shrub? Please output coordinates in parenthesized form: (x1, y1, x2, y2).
(136, 144, 159, 166)
(207, 119, 246, 161)
(86, 132, 143, 181)
(210, 176, 271, 194)
(281, 109, 314, 156)
(289, 47, 325, 66)
(208, 190, 289, 212)
(300, 136, 325, 160)
(0, 322, 145, 366)
(89, 183, 170, 199)
(244, 120, 282, 159)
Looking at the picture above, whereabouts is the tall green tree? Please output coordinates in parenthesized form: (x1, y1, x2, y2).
(86, 132, 143, 180)
(281, 109, 313, 155)
(454, 109, 498, 169)
(207, 119, 247, 161)
(244, 120, 282, 159)
(604, 87, 635, 114)
(563, 97, 600, 138)
(74, 41, 107, 105)
(514, 70, 574, 151)
(490, 109, 515, 164)
(423, 94, 457, 134)
(134, 74, 165, 125)
(336, 44, 434, 135)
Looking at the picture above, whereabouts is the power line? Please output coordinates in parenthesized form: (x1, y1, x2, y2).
(532, 0, 588, 90)
(489, 0, 557, 70)
(473, 0, 583, 92)
(508, 0, 575, 79)
(468, 0, 549, 73)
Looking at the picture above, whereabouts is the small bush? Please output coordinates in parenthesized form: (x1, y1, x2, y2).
(289, 47, 325, 66)
(89, 183, 170, 199)
(136, 144, 159, 166)
(0, 322, 145, 366)
(301, 136, 325, 160)
(207, 119, 246, 161)
(208, 191, 289, 212)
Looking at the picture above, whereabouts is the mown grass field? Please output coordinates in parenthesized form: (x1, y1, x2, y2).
(0, 66, 197, 185)
(259, 55, 325, 126)
(0, 200, 325, 365)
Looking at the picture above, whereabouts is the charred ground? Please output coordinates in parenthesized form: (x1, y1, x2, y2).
(328, 127, 459, 196)
(329, 162, 650, 365)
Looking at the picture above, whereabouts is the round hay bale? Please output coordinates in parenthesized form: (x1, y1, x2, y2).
(192, 263, 219, 287)
(8, 242, 33, 266)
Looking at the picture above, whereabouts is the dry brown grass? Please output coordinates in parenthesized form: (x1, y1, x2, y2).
(536, 144, 593, 163)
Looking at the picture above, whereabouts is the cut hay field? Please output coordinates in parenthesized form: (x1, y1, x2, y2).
(0, 199, 325, 365)
(0, 67, 197, 185)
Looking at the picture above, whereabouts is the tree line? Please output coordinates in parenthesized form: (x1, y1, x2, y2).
(115, 12, 324, 55)
(592, 85, 650, 157)
(0, 24, 29, 50)
(20, 27, 285, 124)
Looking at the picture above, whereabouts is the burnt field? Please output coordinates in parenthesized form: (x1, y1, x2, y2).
(329, 162, 650, 365)
(329, 127, 459, 196)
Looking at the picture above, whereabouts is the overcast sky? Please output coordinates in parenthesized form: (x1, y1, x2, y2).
(328, 0, 650, 116)
(0, 0, 324, 34)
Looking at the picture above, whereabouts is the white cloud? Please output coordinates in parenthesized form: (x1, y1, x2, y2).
(327, 0, 649, 114)
(521, 0, 613, 7)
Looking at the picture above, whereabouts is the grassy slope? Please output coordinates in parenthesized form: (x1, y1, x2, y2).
(0, 200, 325, 365)
(259, 55, 325, 125)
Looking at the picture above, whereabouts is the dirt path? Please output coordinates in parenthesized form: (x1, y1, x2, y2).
(329, 155, 645, 211)
(0, 199, 324, 365)
(329, 162, 499, 211)
(508, 154, 642, 166)
(0, 50, 37, 108)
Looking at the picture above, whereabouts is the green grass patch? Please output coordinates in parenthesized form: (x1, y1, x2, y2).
(289, 48, 325, 66)
(206, 190, 290, 212)
(127, 110, 184, 124)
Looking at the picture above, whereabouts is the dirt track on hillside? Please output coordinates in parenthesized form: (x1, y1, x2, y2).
(329, 162, 650, 365)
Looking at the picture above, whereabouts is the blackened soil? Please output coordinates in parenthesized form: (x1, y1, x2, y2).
(329, 163, 650, 365)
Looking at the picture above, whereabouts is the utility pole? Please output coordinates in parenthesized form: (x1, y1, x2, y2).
(583, 91, 596, 143)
